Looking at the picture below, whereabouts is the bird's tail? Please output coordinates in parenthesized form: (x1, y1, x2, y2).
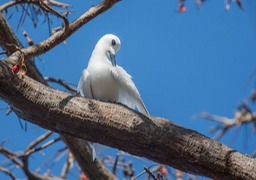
(136, 98, 149, 115)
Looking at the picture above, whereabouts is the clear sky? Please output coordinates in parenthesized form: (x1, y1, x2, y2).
(0, 0, 256, 179)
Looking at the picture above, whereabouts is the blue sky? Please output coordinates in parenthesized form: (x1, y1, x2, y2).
(0, 0, 256, 179)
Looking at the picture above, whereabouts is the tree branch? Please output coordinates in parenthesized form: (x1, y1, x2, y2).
(44, 77, 77, 93)
(0, 61, 255, 180)
(0, 166, 16, 180)
(0, 0, 71, 12)
(201, 111, 256, 140)
(4, 0, 120, 64)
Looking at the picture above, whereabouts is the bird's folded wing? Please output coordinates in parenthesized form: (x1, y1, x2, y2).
(110, 66, 149, 115)
(77, 69, 93, 98)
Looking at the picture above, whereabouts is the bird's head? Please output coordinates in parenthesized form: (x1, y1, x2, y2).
(95, 34, 121, 67)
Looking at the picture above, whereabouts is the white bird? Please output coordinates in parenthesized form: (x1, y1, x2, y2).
(77, 34, 149, 115)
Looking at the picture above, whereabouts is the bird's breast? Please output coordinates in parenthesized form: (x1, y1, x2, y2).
(89, 64, 118, 101)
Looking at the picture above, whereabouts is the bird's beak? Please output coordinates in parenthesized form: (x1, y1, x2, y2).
(108, 51, 116, 67)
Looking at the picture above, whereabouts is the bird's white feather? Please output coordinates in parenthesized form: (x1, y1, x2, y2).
(78, 34, 149, 115)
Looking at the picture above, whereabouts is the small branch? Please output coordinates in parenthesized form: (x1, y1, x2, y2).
(201, 111, 256, 140)
(60, 152, 74, 179)
(0, 0, 71, 13)
(3, 0, 69, 31)
(144, 166, 158, 180)
(44, 77, 77, 93)
(0, 167, 16, 180)
(0, 146, 23, 167)
(0, 1, 16, 12)
(45, 0, 72, 8)
(200, 112, 233, 124)
(24, 137, 61, 156)
(112, 154, 119, 175)
(37, 1, 69, 32)
(132, 164, 158, 180)
(26, 130, 53, 152)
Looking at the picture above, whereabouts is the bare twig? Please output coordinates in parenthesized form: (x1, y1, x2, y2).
(132, 164, 158, 180)
(112, 154, 119, 175)
(0, 0, 71, 13)
(23, 30, 34, 46)
(42, 146, 67, 167)
(0, 146, 23, 167)
(36, 1, 69, 32)
(0, 1, 16, 12)
(60, 152, 74, 179)
(0, 131, 63, 180)
(45, 0, 72, 8)
(0, 166, 16, 180)
(200, 111, 256, 140)
(25, 130, 53, 152)
(144, 166, 158, 180)
(0, 0, 70, 32)
(44, 77, 77, 93)
(25, 137, 61, 156)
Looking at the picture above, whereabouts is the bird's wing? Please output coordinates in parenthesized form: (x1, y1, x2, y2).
(77, 69, 93, 98)
(110, 66, 149, 115)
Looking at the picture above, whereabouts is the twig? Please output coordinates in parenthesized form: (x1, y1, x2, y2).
(0, 0, 71, 12)
(0, 0, 70, 32)
(0, 1, 16, 12)
(26, 130, 53, 152)
(24, 137, 61, 156)
(112, 153, 119, 175)
(0, 138, 8, 146)
(23, 30, 34, 46)
(43, 146, 68, 167)
(200, 111, 256, 140)
(132, 164, 159, 180)
(45, 0, 72, 8)
(144, 166, 158, 180)
(44, 77, 77, 93)
(60, 152, 74, 179)
(0, 146, 24, 168)
(37, 1, 69, 32)
(0, 166, 16, 180)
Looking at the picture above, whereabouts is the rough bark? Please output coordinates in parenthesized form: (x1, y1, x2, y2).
(0, 61, 255, 180)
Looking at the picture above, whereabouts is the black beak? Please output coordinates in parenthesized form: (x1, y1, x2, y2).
(108, 51, 116, 67)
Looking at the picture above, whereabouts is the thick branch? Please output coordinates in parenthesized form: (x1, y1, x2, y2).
(0, 61, 255, 180)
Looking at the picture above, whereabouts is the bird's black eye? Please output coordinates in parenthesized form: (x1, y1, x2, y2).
(111, 39, 116, 46)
